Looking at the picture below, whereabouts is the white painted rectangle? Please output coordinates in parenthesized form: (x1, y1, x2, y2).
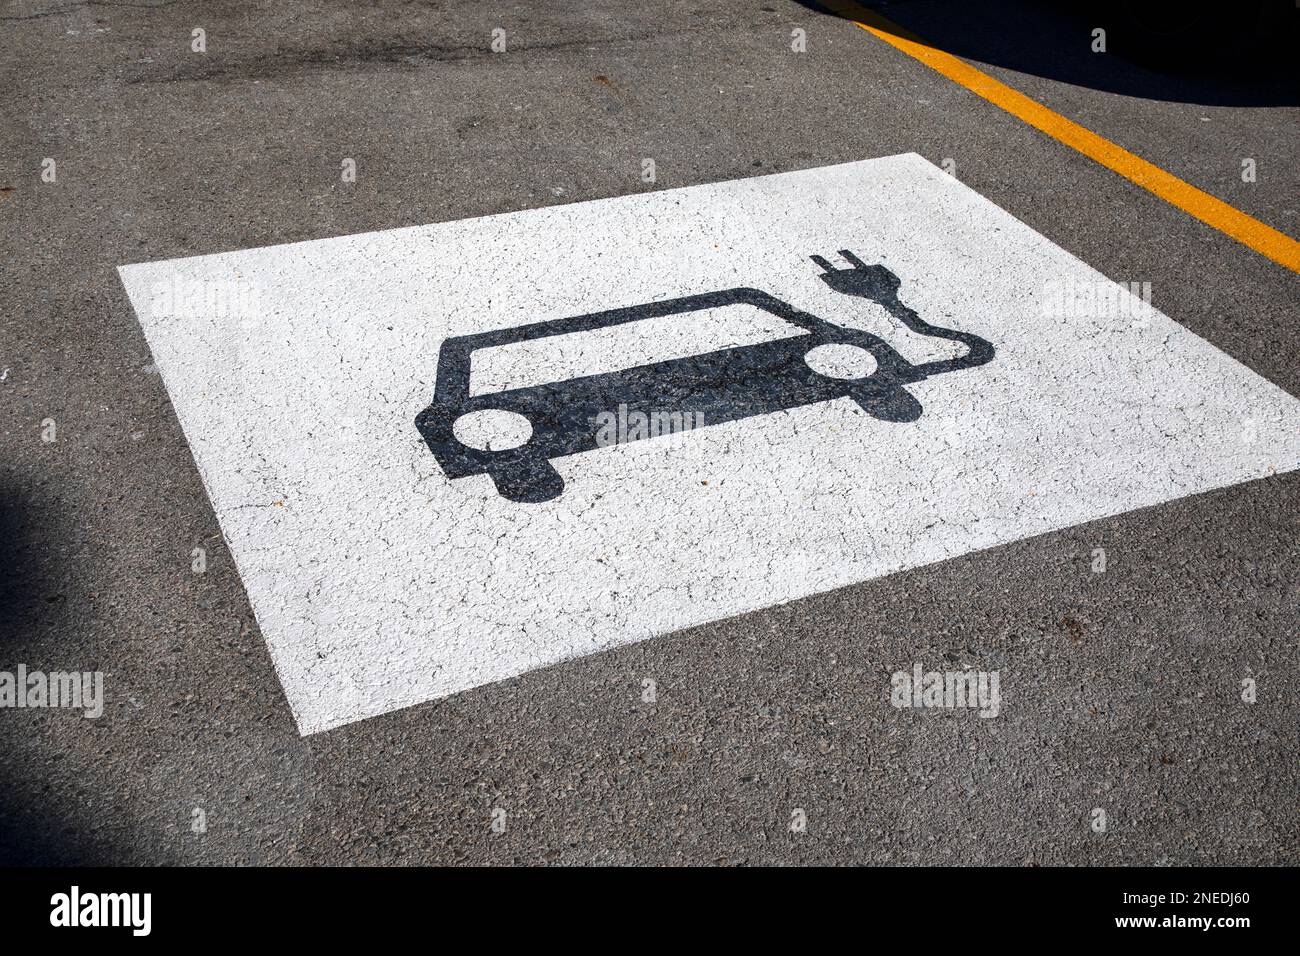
(119, 154, 1300, 734)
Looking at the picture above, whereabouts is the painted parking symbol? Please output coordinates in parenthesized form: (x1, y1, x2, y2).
(416, 252, 995, 502)
(119, 154, 1300, 734)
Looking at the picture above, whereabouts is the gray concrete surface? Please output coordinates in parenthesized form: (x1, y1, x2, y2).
(0, 0, 1296, 865)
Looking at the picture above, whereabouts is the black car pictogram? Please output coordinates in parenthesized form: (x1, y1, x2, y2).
(415, 250, 995, 502)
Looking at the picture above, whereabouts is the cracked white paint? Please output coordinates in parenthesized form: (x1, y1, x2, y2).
(118, 154, 1300, 735)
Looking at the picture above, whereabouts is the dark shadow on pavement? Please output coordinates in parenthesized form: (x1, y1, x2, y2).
(0, 486, 68, 647)
(797, 0, 1299, 107)
(0, 791, 111, 866)
(0, 488, 104, 865)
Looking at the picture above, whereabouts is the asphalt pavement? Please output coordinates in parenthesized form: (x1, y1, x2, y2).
(0, 0, 1297, 865)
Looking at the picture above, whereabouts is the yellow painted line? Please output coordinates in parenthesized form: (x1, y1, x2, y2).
(823, 0, 1300, 275)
